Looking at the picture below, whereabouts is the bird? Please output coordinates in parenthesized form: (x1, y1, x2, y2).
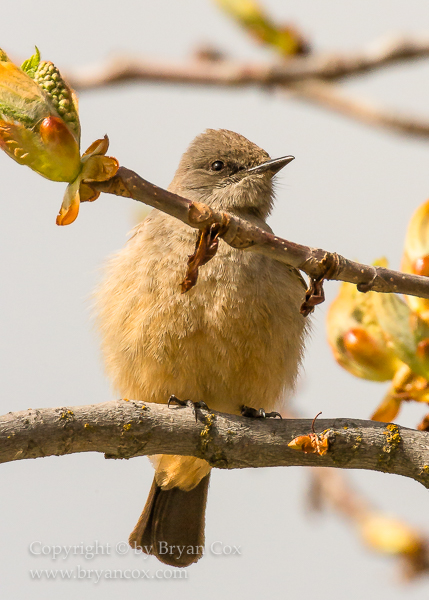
(94, 128, 308, 567)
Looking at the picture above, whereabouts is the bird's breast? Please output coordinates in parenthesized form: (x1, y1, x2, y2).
(95, 212, 307, 414)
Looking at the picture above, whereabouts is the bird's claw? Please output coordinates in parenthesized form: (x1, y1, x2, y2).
(168, 395, 209, 423)
(241, 405, 282, 419)
(300, 253, 339, 317)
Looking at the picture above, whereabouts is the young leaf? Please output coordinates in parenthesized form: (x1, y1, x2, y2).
(21, 47, 41, 78)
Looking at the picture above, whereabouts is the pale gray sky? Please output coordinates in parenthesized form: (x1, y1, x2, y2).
(2, 1, 429, 598)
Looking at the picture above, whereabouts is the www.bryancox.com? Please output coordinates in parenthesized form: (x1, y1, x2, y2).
(30, 566, 188, 583)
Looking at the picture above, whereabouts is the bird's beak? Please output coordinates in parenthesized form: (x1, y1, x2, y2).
(246, 155, 295, 177)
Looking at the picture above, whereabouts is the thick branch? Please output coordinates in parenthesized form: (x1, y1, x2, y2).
(67, 35, 429, 90)
(2, 400, 429, 489)
(92, 167, 429, 300)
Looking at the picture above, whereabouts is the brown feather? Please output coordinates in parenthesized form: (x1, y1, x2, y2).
(129, 473, 210, 567)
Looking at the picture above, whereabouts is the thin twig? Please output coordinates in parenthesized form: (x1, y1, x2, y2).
(281, 404, 429, 579)
(62, 35, 429, 139)
(288, 79, 429, 138)
(66, 35, 429, 90)
(92, 167, 429, 300)
(309, 468, 429, 579)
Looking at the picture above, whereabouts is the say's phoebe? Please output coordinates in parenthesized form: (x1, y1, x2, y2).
(95, 129, 307, 567)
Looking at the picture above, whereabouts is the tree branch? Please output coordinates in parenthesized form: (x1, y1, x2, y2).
(287, 79, 429, 138)
(2, 400, 429, 488)
(308, 467, 429, 579)
(92, 167, 429, 300)
(64, 34, 429, 139)
(66, 35, 429, 90)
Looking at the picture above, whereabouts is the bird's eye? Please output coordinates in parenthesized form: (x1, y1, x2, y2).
(211, 160, 225, 171)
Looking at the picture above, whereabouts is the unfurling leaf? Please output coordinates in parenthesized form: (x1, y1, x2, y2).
(402, 199, 429, 323)
(327, 275, 402, 382)
(327, 247, 429, 424)
(371, 361, 429, 424)
(0, 48, 81, 181)
(20, 46, 41, 78)
(371, 393, 402, 423)
(372, 292, 429, 379)
(214, 0, 309, 56)
(0, 47, 118, 225)
(56, 135, 119, 226)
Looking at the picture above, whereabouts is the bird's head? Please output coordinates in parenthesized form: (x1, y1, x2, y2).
(170, 129, 294, 219)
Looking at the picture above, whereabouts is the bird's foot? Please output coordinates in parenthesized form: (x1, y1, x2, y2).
(168, 395, 209, 423)
(240, 405, 282, 419)
(300, 253, 339, 317)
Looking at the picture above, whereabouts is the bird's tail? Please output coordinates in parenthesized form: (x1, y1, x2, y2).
(129, 473, 210, 567)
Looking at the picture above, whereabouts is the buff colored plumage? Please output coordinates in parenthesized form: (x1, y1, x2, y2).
(95, 129, 307, 566)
